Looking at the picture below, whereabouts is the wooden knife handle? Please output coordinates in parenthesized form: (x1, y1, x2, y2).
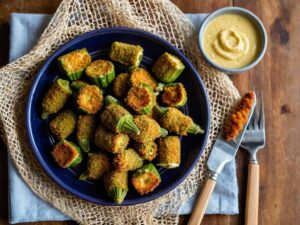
(187, 178, 216, 225)
(245, 163, 260, 225)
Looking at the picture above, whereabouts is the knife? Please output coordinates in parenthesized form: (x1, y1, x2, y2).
(187, 93, 256, 225)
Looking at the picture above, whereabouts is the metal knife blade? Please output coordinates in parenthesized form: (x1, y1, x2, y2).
(207, 93, 257, 178)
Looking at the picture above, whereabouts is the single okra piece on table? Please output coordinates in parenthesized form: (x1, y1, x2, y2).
(160, 83, 187, 107)
(76, 85, 103, 114)
(41, 78, 72, 119)
(49, 110, 76, 139)
(51, 139, 82, 168)
(109, 41, 143, 72)
(113, 73, 130, 98)
(70, 80, 89, 92)
(152, 52, 185, 83)
(113, 148, 143, 172)
(100, 104, 139, 134)
(157, 136, 181, 168)
(94, 125, 129, 154)
(133, 141, 158, 161)
(131, 163, 161, 195)
(155, 106, 204, 136)
(129, 67, 157, 89)
(125, 84, 156, 115)
(130, 115, 168, 143)
(85, 59, 115, 88)
(76, 114, 95, 152)
(58, 48, 91, 81)
(104, 170, 128, 204)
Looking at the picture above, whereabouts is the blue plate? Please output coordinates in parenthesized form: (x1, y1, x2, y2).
(26, 27, 210, 206)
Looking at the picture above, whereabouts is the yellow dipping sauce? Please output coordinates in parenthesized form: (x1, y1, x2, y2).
(203, 14, 261, 68)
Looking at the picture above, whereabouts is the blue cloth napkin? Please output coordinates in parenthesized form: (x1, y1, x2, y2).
(8, 13, 238, 224)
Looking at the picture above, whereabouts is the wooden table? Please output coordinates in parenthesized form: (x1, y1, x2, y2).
(0, 0, 299, 224)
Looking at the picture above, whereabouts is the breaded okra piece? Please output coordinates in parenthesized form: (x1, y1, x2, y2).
(94, 125, 129, 154)
(133, 141, 158, 161)
(70, 80, 88, 92)
(160, 83, 187, 107)
(49, 110, 76, 139)
(132, 163, 161, 195)
(109, 41, 143, 72)
(84, 153, 111, 180)
(155, 106, 204, 136)
(76, 115, 95, 152)
(100, 104, 139, 134)
(113, 73, 130, 98)
(58, 48, 91, 80)
(85, 59, 115, 88)
(104, 170, 128, 204)
(129, 67, 157, 89)
(76, 85, 103, 114)
(130, 115, 168, 143)
(41, 78, 72, 119)
(104, 95, 123, 106)
(157, 136, 181, 168)
(125, 84, 156, 115)
(113, 148, 143, 171)
(152, 52, 185, 83)
(51, 139, 82, 168)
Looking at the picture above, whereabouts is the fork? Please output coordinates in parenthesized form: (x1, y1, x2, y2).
(240, 93, 265, 225)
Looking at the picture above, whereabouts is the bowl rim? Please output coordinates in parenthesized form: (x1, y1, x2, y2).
(198, 6, 268, 74)
(26, 27, 211, 206)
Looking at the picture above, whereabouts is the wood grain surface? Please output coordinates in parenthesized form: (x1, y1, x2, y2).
(0, 0, 299, 224)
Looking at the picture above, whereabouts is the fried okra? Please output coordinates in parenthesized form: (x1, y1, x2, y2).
(132, 163, 161, 195)
(113, 148, 143, 171)
(70, 80, 88, 92)
(49, 110, 76, 139)
(85, 153, 111, 180)
(85, 59, 115, 88)
(155, 106, 204, 136)
(133, 141, 158, 161)
(41, 78, 72, 119)
(58, 48, 91, 80)
(130, 67, 157, 89)
(51, 140, 82, 168)
(160, 83, 187, 107)
(157, 136, 181, 168)
(76, 115, 95, 152)
(109, 41, 143, 72)
(104, 95, 123, 106)
(104, 170, 128, 204)
(100, 104, 139, 134)
(76, 85, 103, 114)
(113, 73, 130, 98)
(94, 125, 129, 154)
(152, 52, 185, 83)
(130, 115, 168, 143)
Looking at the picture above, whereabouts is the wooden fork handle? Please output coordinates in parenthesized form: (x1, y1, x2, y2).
(187, 178, 216, 225)
(245, 163, 260, 225)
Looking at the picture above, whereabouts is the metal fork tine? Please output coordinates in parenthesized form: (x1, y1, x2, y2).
(259, 93, 265, 130)
(254, 95, 260, 130)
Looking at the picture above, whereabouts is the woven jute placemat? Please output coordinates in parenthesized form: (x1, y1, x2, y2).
(0, 0, 240, 224)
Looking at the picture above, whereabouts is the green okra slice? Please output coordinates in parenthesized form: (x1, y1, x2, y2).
(129, 67, 157, 89)
(155, 106, 204, 136)
(113, 73, 130, 98)
(58, 48, 91, 81)
(131, 163, 161, 195)
(85, 59, 115, 88)
(84, 152, 111, 180)
(109, 41, 143, 72)
(51, 139, 82, 168)
(160, 83, 187, 107)
(104, 170, 128, 204)
(113, 148, 143, 171)
(125, 84, 156, 115)
(130, 115, 168, 143)
(104, 95, 123, 106)
(76, 85, 103, 114)
(49, 110, 76, 139)
(76, 114, 95, 152)
(133, 141, 158, 161)
(152, 52, 185, 83)
(41, 78, 72, 119)
(157, 136, 181, 168)
(94, 125, 129, 154)
(100, 104, 139, 134)
(70, 80, 89, 92)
